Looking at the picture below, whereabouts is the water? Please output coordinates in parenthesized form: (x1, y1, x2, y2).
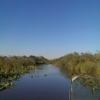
(60, 67, 100, 100)
(71, 77, 100, 100)
(0, 64, 100, 100)
(0, 65, 70, 100)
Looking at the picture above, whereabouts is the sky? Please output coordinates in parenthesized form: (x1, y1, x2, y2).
(0, 0, 100, 59)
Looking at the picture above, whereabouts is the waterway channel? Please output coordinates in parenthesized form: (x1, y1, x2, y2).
(0, 64, 100, 100)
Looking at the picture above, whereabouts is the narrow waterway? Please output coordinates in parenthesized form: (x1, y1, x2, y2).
(0, 64, 100, 100)
(0, 64, 70, 100)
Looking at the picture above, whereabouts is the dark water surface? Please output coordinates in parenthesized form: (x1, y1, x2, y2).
(0, 65, 70, 100)
(72, 80, 100, 100)
(1, 64, 100, 100)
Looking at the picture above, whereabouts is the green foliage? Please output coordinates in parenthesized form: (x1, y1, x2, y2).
(78, 77, 100, 94)
(0, 55, 49, 91)
(51, 52, 100, 76)
(0, 55, 49, 77)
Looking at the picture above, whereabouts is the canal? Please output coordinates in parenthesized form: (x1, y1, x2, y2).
(0, 64, 100, 100)
(0, 64, 70, 100)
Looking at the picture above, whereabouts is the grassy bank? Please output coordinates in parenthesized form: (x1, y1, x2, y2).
(0, 55, 49, 77)
(51, 52, 100, 76)
(0, 55, 49, 90)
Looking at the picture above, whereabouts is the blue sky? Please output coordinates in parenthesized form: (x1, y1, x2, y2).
(0, 0, 100, 59)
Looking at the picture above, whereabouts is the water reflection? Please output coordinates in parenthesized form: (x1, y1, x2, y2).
(1, 65, 100, 100)
(59, 67, 100, 100)
(71, 77, 100, 100)
(0, 67, 36, 92)
(0, 65, 69, 100)
(77, 76, 100, 94)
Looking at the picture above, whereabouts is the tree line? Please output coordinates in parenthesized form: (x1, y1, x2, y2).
(0, 55, 49, 90)
(51, 52, 100, 76)
(0, 55, 49, 77)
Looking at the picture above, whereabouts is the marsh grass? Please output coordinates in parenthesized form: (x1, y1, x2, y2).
(0, 55, 49, 91)
(51, 52, 100, 76)
(78, 77, 100, 94)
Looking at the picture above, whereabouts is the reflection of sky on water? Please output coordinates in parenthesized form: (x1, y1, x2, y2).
(0, 65, 70, 100)
(1, 65, 100, 100)
(59, 67, 100, 100)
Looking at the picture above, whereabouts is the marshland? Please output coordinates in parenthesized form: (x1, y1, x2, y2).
(0, 52, 100, 100)
(1, 0, 100, 99)
(51, 52, 100, 76)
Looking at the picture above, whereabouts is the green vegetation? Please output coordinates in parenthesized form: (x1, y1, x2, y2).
(51, 52, 100, 76)
(76, 77, 100, 94)
(0, 55, 49, 91)
(0, 55, 49, 77)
